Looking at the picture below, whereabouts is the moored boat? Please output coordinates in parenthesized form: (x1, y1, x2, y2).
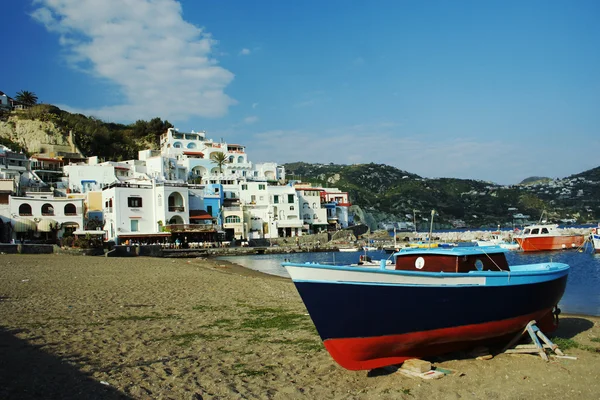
(351, 253, 394, 268)
(282, 246, 569, 370)
(474, 232, 520, 250)
(513, 224, 584, 252)
(338, 247, 360, 252)
(590, 225, 600, 253)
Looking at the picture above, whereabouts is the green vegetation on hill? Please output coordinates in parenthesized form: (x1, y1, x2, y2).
(6, 104, 172, 161)
(285, 162, 600, 228)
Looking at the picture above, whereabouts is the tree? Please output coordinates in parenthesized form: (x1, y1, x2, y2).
(210, 151, 229, 173)
(15, 90, 38, 106)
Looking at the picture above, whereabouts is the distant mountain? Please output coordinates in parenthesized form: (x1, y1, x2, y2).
(285, 162, 600, 229)
(519, 176, 552, 185)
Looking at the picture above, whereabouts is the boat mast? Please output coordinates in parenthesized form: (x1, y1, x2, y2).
(428, 210, 435, 248)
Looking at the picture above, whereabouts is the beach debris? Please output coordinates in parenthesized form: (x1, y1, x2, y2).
(21, 279, 29, 283)
(100, 381, 110, 386)
(397, 359, 445, 379)
(398, 368, 445, 380)
(552, 355, 578, 360)
(401, 359, 431, 373)
(469, 346, 493, 360)
(501, 320, 564, 361)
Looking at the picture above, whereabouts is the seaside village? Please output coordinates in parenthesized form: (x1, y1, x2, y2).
(0, 127, 352, 249)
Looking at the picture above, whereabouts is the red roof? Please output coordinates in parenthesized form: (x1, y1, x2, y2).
(184, 151, 205, 156)
(32, 157, 63, 163)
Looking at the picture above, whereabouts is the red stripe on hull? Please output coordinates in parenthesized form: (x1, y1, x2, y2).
(515, 235, 584, 252)
(323, 309, 556, 370)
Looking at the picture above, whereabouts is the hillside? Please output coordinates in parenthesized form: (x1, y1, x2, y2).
(285, 162, 600, 229)
(0, 104, 172, 160)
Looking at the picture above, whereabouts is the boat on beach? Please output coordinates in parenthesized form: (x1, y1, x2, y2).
(282, 246, 569, 371)
(513, 223, 585, 252)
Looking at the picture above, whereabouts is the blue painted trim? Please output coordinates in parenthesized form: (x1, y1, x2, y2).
(282, 262, 569, 287)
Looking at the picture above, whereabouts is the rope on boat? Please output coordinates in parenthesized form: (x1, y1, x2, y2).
(477, 246, 512, 282)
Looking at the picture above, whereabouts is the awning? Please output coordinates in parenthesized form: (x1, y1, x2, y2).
(118, 233, 171, 239)
(37, 218, 59, 232)
(12, 218, 37, 232)
(62, 221, 80, 228)
(275, 220, 304, 228)
(189, 210, 213, 220)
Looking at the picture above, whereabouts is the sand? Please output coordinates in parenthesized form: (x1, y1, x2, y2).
(1, 254, 599, 400)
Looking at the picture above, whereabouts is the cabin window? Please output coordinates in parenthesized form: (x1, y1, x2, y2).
(475, 259, 484, 271)
(541, 228, 549, 234)
(531, 228, 539, 234)
(523, 229, 530, 235)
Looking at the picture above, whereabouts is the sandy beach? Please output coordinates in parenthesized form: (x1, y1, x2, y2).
(1, 254, 599, 400)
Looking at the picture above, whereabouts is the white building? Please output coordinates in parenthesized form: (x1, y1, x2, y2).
(4, 195, 85, 241)
(101, 180, 218, 244)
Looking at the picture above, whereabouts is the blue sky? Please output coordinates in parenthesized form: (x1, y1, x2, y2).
(3, 0, 599, 185)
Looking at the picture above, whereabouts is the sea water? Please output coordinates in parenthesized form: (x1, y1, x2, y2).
(218, 245, 600, 317)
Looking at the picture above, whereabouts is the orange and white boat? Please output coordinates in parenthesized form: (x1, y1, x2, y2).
(513, 223, 584, 252)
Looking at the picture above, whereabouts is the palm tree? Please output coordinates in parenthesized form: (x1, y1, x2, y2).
(210, 151, 229, 174)
(15, 90, 38, 106)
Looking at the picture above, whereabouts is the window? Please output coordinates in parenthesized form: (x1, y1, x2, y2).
(18, 203, 32, 216)
(288, 194, 294, 203)
(258, 184, 265, 190)
(128, 197, 142, 208)
(131, 220, 139, 232)
(225, 215, 241, 223)
(274, 195, 279, 204)
(290, 206, 295, 211)
(304, 214, 311, 219)
(157, 194, 162, 207)
(64, 203, 77, 215)
(541, 228, 549, 234)
(242, 184, 248, 190)
(42, 203, 54, 215)
(303, 202, 309, 208)
(250, 195, 256, 203)
(207, 205, 213, 216)
(531, 228, 539, 234)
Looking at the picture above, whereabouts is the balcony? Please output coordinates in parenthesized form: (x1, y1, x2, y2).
(168, 206, 185, 212)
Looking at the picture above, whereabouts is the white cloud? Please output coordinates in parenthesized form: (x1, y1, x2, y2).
(31, 0, 236, 121)
(239, 48, 251, 56)
(242, 116, 259, 125)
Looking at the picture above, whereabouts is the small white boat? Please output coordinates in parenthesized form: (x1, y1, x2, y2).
(475, 232, 520, 251)
(590, 224, 600, 253)
(362, 246, 377, 251)
(338, 247, 360, 252)
(351, 254, 394, 268)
